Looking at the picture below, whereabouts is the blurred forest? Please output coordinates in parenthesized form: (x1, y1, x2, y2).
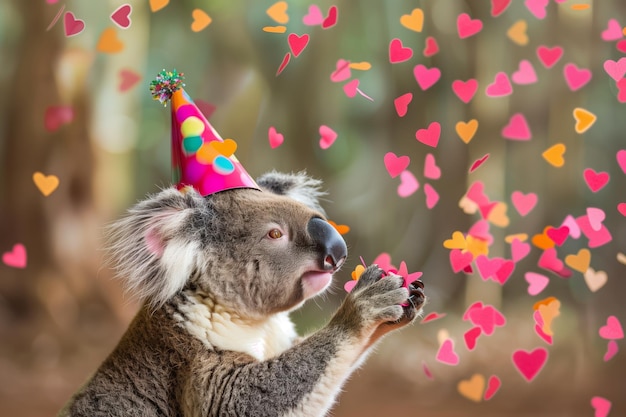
(1, 0, 625, 416)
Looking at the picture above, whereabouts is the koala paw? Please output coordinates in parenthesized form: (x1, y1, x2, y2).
(334, 265, 424, 338)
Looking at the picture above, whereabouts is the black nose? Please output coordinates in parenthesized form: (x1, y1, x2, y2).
(307, 217, 348, 271)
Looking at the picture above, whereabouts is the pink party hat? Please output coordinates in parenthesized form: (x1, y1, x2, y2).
(150, 69, 260, 196)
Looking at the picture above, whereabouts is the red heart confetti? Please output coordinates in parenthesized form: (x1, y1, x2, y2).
(414, 65, 441, 90)
(415, 121, 441, 148)
(563, 63, 592, 91)
(457, 13, 483, 39)
(502, 113, 531, 140)
(485, 72, 513, 97)
(394, 93, 412, 117)
(583, 168, 610, 192)
(452, 79, 478, 103)
(491, 0, 511, 17)
(423, 36, 439, 57)
(118, 69, 141, 92)
(483, 375, 501, 400)
(389, 38, 413, 63)
(321, 5, 338, 29)
(536, 45, 563, 69)
(63, 11, 85, 37)
(111, 4, 132, 29)
(276, 53, 291, 76)
(318, 125, 337, 149)
(287, 33, 309, 57)
(525, 0, 549, 20)
(512, 347, 548, 382)
(384, 152, 410, 178)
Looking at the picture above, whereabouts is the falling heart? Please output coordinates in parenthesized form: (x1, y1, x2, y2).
(511, 191, 537, 216)
(584, 268, 607, 293)
(483, 375, 501, 401)
(485, 72, 513, 97)
(389, 38, 413, 63)
(583, 168, 609, 192)
(424, 184, 439, 209)
(591, 396, 612, 417)
(266, 1, 289, 24)
(97, 28, 124, 53)
(343, 79, 359, 98)
(191, 9, 212, 32)
(394, 93, 412, 117)
(512, 347, 548, 382)
(415, 122, 441, 147)
(525, 272, 549, 296)
(491, 0, 511, 17)
(511, 238, 531, 262)
(276, 53, 291, 76)
(469, 152, 489, 172)
(604, 340, 619, 362)
(318, 125, 337, 149)
(33, 172, 60, 196)
(457, 13, 483, 39)
(450, 249, 473, 273)
(400, 8, 424, 32)
(2, 244, 27, 269)
(452, 79, 478, 103)
(502, 113, 531, 140)
(542, 143, 566, 167)
(507, 20, 528, 46)
(288, 33, 309, 57)
(512, 60, 537, 85)
(573, 108, 597, 134)
(564, 63, 592, 91)
(384, 152, 410, 178)
(423, 36, 439, 57)
(64, 11, 85, 37)
(616, 149, 626, 173)
(536, 45, 563, 69)
(464, 327, 482, 351)
(330, 59, 351, 82)
(44, 106, 74, 132)
(525, 0, 549, 19)
(118, 69, 141, 92)
(599, 316, 624, 340)
(456, 119, 478, 143)
(268, 126, 284, 149)
(457, 374, 485, 402)
(111, 4, 132, 29)
(302, 4, 323, 26)
(424, 153, 441, 180)
(436, 339, 460, 365)
(603, 57, 626, 81)
(397, 170, 419, 198)
(601, 19, 623, 41)
(321, 5, 337, 29)
(413, 65, 441, 90)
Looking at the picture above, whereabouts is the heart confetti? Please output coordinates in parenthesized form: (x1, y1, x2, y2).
(191, 9, 212, 32)
(384, 152, 410, 178)
(149, 0, 169, 12)
(111, 4, 132, 29)
(389, 38, 413, 64)
(414, 65, 441, 90)
(33, 172, 59, 196)
(603, 340, 619, 362)
(394, 93, 412, 117)
(400, 8, 424, 32)
(436, 339, 460, 365)
(502, 113, 531, 140)
(486, 72, 513, 97)
(457, 374, 485, 402)
(483, 375, 501, 401)
(573, 108, 597, 133)
(564, 63, 592, 91)
(584, 268, 607, 292)
(457, 13, 483, 39)
(542, 143, 566, 167)
(44, 106, 74, 132)
(537, 45, 563, 69)
(397, 170, 419, 198)
(266, 1, 289, 24)
(415, 122, 441, 147)
(525, 0, 549, 19)
(602, 19, 623, 41)
(599, 316, 624, 340)
(318, 125, 337, 149)
(583, 168, 609, 192)
(591, 396, 612, 417)
(63, 11, 85, 37)
(96, 28, 124, 53)
(118, 69, 141, 92)
(452, 79, 478, 103)
(423, 154, 441, 180)
(288, 33, 309, 57)
(2, 244, 27, 269)
(507, 20, 529, 46)
(525, 272, 549, 296)
(268, 126, 284, 149)
(512, 347, 548, 382)
(456, 119, 478, 143)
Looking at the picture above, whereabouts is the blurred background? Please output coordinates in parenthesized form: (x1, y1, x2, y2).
(1, 0, 625, 416)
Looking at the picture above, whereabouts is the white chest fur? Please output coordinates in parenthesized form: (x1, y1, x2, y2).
(173, 291, 298, 361)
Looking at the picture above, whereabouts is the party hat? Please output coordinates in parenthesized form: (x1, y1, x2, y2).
(149, 69, 260, 196)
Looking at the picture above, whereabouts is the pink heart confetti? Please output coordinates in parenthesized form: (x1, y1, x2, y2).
(464, 327, 482, 351)
(63, 11, 85, 37)
(564, 63, 592, 91)
(118, 69, 141, 92)
(457, 13, 483, 39)
(475, 255, 504, 281)
(616, 149, 626, 173)
(415, 121, 441, 147)
(502, 113, 531, 140)
(463, 301, 484, 321)
(466, 181, 490, 208)
(424, 153, 441, 180)
(491, 0, 511, 17)
(421, 312, 446, 324)
(468, 305, 505, 335)
(394, 93, 412, 117)
(389, 38, 413, 63)
(302, 4, 324, 26)
(494, 261, 515, 285)
(577, 214, 613, 248)
(288, 33, 309, 57)
(423, 36, 439, 57)
(601, 19, 623, 42)
(110, 4, 132, 29)
(604, 340, 619, 362)
(591, 396, 612, 417)
(44, 106, 74, 132)
(538, 248, 568, 277)
(537, 45, 563, 69)
(424, 184, 439, 209)
(534, 319, 554, 345)
(2, 244, 27, 269)
(319, 125, 337, 149)
(330, 59, 351, 82)
(599, 316, 624, 340)
(603, 58, 626, 81)
(343, 79, 359, 98)
(384, 152, 410, 178)
(512, 59, 538, 85)
(452, 79, 478, 103)
(276, 53, 291, 76)
(524, 0, 549, 20)
(525, 272, 549, 296)
(468, 219, 493, 243)
(587, 208, 606, 231)
(397, 170, 419, 198)
(512, 347, 548, 382)
(618, 203, 626, 217)
(511, 191, 537, 216)
(414, 65, 441, 90)
(450, 249, 473, 273)
(562, 215, 582, 239)
(436, 339, 460, 365)
(469, 154, 490, 173)
(546, 225, 569, 246)
(483, 375, 501, 401)
(583, 168, 610, 192)
(511, 238, 531, 262)
(485, 72, 513, 97)
(268, 126, 284, 149)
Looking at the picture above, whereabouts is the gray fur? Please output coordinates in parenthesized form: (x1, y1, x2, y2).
(59, 172, 425, 417)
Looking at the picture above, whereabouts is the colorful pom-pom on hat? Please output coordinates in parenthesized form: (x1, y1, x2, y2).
(150, 69, 260, 196)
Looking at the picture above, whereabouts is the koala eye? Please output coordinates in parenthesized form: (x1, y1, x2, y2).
(268, 229, 283, 239)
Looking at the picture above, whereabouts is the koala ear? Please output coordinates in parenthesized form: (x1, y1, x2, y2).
(106, 187, 202, 307)
(256, 171, 327, 214)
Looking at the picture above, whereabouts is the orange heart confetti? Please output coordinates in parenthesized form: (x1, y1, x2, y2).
(457, 374, 485, 403)
(191, 9, 212, 32)
(444, 231, 467, 250)
(542, 143, 566, 167)
(33, 172, 59, 196)
(565, 248, 591, 273)
(351, 264, 365, 281)
(584, 267, 607, 292)
(149, 0, 169, 12)
(349, 62, 372, 71)
(532, 227, 556, 250)
(328, 220, 350, 235)
(96, 28, 124, 53)
(537, 298, 560, 336)
(455, 119, 478, 144)
(573, 107, 597, 134)
(571, 4, 591, 11)
(507, 20, 528, 46)
(487, 202, 510, 228)
(263, 26, 287, 33)
(466, 235, 489, 258)
(266, 1, 289, 24)
(400, 8, 424, 32)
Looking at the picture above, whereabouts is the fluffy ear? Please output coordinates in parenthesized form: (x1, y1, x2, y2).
(256, 171, 327, 214)
(106, 187, 203, 307)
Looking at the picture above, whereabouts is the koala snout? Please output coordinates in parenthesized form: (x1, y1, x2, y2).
(307, 218, 348, 271)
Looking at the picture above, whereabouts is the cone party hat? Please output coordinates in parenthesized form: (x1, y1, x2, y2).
(150, 69, 260, 196)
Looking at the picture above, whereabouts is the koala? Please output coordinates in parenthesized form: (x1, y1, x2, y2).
(58, 171, 425, 417)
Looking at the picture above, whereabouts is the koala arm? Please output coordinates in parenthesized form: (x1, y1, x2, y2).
(183, 266, 420, 417)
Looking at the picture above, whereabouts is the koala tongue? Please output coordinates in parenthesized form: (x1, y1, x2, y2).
(302, 271, 333, 299)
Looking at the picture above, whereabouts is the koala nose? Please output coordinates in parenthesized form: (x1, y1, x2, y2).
(307, 217, 348, 271)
